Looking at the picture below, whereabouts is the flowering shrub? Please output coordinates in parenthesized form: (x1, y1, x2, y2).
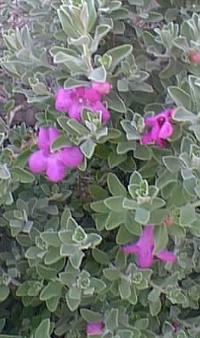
(2, 0, 200, 337)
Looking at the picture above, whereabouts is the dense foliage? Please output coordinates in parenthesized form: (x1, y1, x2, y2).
(1, 0, 200, 337)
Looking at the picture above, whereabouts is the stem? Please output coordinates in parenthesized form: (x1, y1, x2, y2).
(83, 43, 93, 73)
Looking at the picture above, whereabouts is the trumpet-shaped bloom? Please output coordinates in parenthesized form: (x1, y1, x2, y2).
(141, 109, 175, 147)
(28, 127, 83, 182)
(86, 321, 104, 336)
(55, 81, 111, 123)
(121, 224, 176, 268)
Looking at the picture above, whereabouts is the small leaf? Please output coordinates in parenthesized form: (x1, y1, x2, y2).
(168, 86, 191, 110)
(34, 319, 51, 338)
(69, 285, 81, 300)
(0, 164, 10, 180)
(121, 120, 140, 140)
(92, 248, 110, 265)
(116, 225, 135, 244)
(80, 139, 96, 159)
(130, 171, 142, 185)
(154, 225, 168, 252)
(66, 291, 81, 311)
(107, 92, 126, 113)
(173, 107, 196, 122)
(135, 208, 150, 224)
(123, 198, 138, 210)
(104, 196, 124, 211)
(89, 184, 109, 200)
(87, 0, 97, 32)
(12, 167, 35, 183)
(103, 267, 120, 281)
(40, 281, 62, 301)
(119, 277, 131, 299)
(90, 199, 109, 213)
(129, 285, 137, 305)
(106, 308, 119, 331)
(40, 232, 60, 247)
(70, 250, 85, 269)
(46, 296, 59, 312)
(148, 289, 161, 316)
(163, 156, 181, 172)
(180, 203, 196, 226)
(105, 211, 126, 230)
(91, 278, 106, 293)
(45, 247, 61, 265)
(107, 173, 127, 196)
(0, 285, 9, 303)
(89, 66, 107, 82)
(80, 309, 102, 322)
(91, 24, 112, 53)
(108, 152, 127, 168)
(57, 7, 79, 38)
(67, 119, 88, 135)
(106, 44, 133, 71)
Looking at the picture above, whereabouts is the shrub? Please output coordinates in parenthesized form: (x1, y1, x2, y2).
(1, 0, 200, 337)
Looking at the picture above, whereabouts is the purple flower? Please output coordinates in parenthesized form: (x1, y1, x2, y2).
(121, 224, 176, 268)
(140, 109, 175, 147)
(55, 82, 111, 123)
(86, 321, 104, 336)
(91, 81, 112, 95)
(28, 127, 83, 182)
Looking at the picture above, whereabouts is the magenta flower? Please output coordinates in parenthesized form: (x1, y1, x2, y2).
(91, 81, 112, 95)
(28, 127, 83, 182)
(55, 82, 111, 123)
(121, 224, 176, 268)
(140, 109, 175, 147)
(86, 321, 104, 336)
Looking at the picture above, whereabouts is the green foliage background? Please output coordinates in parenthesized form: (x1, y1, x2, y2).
(1, 0, 200, 337)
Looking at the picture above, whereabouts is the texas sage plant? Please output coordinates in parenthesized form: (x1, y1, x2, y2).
(1, 0, 200, 337)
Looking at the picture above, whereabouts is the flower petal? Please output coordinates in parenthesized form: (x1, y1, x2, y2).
(155, 138, 166, 148)
(84, 87, 101, 102)
(68, 102, 82, 121)
(158, 121, 173, 139)
(86, 321, 104, 336)
(46, 156, 66, 182)
(155, 250, 176, 263)
(48, 127, 60, 145)
(122, 225, 155, 268)
(91, 82, 112, 95)
(145, 116, 157, 126)
(55, 88, 72, 112)
(150, 123, 160, 142)
(137, 248, 154, 268)
(121, 243, 139, 254)
(137, 224, 154, 249)
(28, 150, 47, 173)
(59, 147, 83, 167)
(161, 109, 173, 118)
(140, 131, 154, 145)
(37, 128, 49, 151)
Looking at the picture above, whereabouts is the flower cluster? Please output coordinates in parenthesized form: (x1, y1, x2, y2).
(55, 81, 111, 122)
(28, 127, 83, 182)
(121, 224, 176, 268)
(28, 81, 111, 182)
(141, 108, 175, 147)
(86, 321, 104, 336)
